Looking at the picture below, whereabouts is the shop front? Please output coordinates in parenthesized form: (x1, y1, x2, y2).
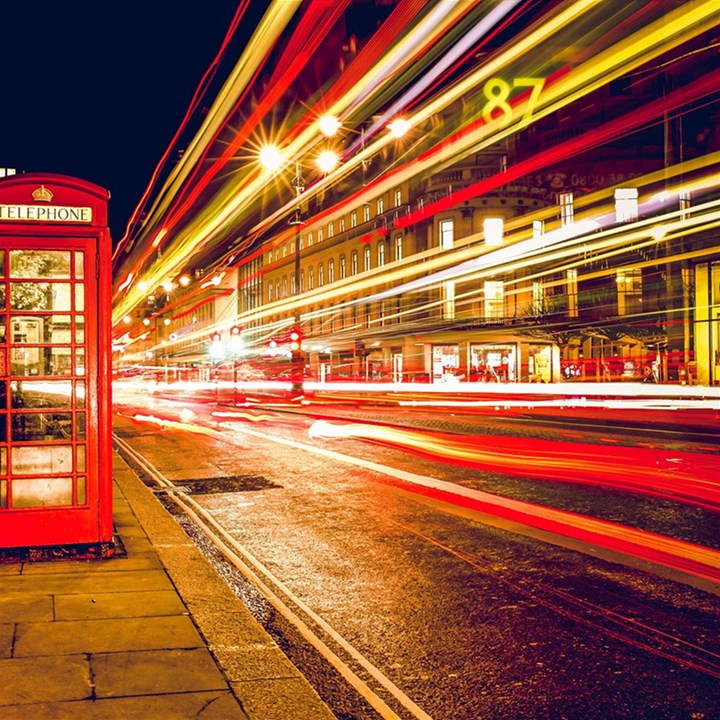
(469, 343, 518, 382)
(431, 344, 461, 383)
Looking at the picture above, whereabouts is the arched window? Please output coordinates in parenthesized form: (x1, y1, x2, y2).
(364, 245, 371, 272)
(328, 259, 335, 283)
(351, 251, 358, 275)
(340, 255, 346, 279)
(318, 263, 325, 286)
(308, 267, 315, 289)
(378, 242, 385, 267)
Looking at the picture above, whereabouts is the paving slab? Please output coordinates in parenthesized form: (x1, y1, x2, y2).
(0, 568, 175, 595)
(0, 691, 250, 720)
(54, 588, 187, 620)
(91, 648, 229, 698)
(13, 614, 204, 657)
(0, 592, 53, 622)
(0, 654, 91, 706)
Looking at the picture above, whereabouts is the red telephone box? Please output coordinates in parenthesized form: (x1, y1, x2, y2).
(0, 173, 112, 553)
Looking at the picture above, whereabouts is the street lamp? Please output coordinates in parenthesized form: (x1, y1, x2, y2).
(288, 161, 305, 393)
(259, 142, 341, 394)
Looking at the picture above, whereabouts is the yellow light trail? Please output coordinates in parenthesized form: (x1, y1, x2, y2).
(112, 0, 720, 340)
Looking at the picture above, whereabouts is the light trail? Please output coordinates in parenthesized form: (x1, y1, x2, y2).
(115, 408, 720, 585)
(113, 0, 720, 328)
(306, 420, 720, 512)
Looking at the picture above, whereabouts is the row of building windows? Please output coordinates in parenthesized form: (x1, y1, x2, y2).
(268, 190, 404, 264)
(267, 259, 649, 336)
(267, 236, 404, 302)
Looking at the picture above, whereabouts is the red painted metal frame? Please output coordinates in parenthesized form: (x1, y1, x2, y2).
(0, 173, 112, 549)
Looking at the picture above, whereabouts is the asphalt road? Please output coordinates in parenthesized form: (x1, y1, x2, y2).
(113, 395, 720, 720)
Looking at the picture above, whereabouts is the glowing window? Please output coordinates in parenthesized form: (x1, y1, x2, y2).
(615, 188, 638, 222)
(484, 218, 503, 246)
(559, 192, 574, 226)
(484, 280, 504, 319)
(440, 219, 454, 249)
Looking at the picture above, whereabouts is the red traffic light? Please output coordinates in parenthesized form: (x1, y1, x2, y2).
(210, 332, 222, 342)
(289, 327, 302, 352)
(230, 325, 242, 336)
(268, 339, 278, 349)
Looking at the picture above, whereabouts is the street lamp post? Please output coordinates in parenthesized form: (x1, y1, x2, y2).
(259, 126, 345, 394)
(289, 161, 305, 394)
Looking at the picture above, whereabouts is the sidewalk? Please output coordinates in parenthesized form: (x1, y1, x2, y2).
(0, 451, 336, 719)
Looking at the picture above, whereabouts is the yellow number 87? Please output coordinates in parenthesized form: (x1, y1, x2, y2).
(482, 77, 546, 127)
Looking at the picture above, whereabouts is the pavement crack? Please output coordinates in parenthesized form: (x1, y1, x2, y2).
(86, 652, 97, 700)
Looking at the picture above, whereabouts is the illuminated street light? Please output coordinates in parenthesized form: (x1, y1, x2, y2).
(259, 144, 284, 172)
(388, 118, 410, 138)
(318, 115, 342, 137)
(316, 149, 340, 174)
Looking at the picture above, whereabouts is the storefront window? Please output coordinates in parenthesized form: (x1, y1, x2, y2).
(469, 343, 517, 382)
(528, 344, 552, 382)
(432, 345, 460, 383)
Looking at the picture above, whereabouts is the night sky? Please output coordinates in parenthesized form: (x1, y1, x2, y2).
(1, 0, 265, 245)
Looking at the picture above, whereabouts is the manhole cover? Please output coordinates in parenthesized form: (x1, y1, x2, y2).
(181, 475, 281, 494)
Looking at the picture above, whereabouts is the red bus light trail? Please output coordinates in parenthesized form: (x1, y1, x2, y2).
(308, 421, 720, 513)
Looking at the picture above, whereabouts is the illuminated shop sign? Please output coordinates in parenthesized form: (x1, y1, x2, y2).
(0, 204, 93, 222)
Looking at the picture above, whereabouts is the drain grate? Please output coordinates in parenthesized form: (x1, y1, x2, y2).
(179, 475, 281, 494)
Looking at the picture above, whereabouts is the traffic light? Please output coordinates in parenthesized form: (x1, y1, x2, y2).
(210, 331, 222, 343)
(230, 325, 242, 336)
(288, 326, 304, 393)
